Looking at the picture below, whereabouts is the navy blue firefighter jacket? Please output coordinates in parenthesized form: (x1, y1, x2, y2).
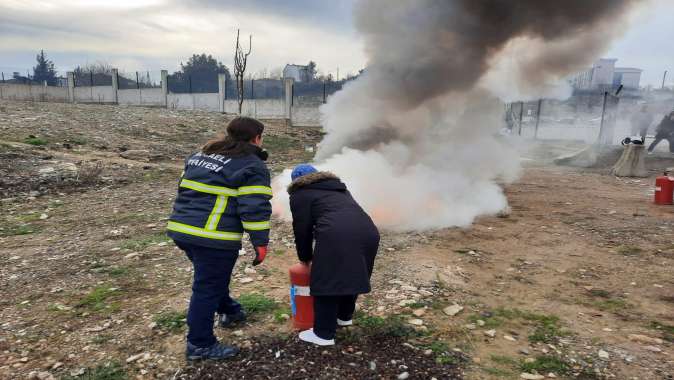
(167, 146, 272, 250)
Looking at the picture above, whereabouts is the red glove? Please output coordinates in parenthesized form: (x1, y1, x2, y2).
(253, 246, 267, 266)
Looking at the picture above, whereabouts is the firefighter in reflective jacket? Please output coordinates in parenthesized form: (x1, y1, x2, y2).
(167, 117, 272, 361)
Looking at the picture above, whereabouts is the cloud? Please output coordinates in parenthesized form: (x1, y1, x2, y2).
(180, 0, 356, 31)
(0, 0, 364, 76)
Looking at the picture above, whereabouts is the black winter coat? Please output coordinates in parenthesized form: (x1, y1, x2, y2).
(655, 113, 674, 138)
(288, 172, 380, 296)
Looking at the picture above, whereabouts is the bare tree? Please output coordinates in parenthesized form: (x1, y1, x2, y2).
(234, 29, 252, 114)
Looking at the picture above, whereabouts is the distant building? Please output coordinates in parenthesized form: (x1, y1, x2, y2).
(613, 67, 642, 89)
(283, 64, 310, 82)
(570, 58, 642, 90)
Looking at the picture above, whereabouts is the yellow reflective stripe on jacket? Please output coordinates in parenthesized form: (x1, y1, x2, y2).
(167, 221, 243, 241)
(180, 179, 238, 196)
(238, 186, 273, 196)
(181, 180, 271, 197)
(242, 220, 271, 231)
(205, 195, 228, 231)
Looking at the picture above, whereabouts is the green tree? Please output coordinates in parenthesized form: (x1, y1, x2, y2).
(33, 50, 57, 85)
(306, 61, 317, 82)
(170, 53, 231, 93)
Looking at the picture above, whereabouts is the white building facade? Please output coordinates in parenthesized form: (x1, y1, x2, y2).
(570, 58, 642, 90)
(283, 64, 309, 82)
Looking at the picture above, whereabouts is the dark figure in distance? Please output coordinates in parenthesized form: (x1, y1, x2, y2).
(648, 111, 674, 153)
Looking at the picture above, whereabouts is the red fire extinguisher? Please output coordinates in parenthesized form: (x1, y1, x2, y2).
(289, 263, 313, 330)
(654, 172, 674, 205)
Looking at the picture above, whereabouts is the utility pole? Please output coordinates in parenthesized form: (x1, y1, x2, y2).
(662, 70, 668, 89)
(534, 99, 543, 139)
(518, 101, 524, 136)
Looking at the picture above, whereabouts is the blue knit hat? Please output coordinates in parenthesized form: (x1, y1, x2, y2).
(291, 164, 318, 181)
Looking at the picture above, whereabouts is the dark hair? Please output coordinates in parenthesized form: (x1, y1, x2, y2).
(202, 117, 265, 156)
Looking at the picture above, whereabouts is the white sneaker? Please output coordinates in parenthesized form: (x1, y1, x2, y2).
(337, 319, 353, 327)
(298, 329, 335, 346)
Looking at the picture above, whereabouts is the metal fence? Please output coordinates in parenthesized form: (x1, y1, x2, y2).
(167, 71, 217, 94)
(292, 80, 344, 105)
(74, 71, 112, 86)
(117, 70, 162, 90)
(166, 75, 285, 99)
(0, 71, 57, 86)
(503, 87, 659, 145)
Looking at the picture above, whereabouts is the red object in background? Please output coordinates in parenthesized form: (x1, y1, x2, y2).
(654, 174, 674, 205)
(289, 263, 314, 330)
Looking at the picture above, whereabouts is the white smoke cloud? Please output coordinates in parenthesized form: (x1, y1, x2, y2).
(272, 0, 642, 232)
(273, 84, 521, 230)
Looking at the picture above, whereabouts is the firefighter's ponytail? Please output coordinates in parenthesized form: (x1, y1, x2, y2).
(202, 117, 265, 157)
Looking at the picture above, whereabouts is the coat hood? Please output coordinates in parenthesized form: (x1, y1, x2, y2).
(287, 171, 346, 194)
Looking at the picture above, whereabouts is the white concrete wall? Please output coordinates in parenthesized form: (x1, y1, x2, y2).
(139, 88, 165, 106)
(118, 88, 165, 106)
(44, 86, 69, 102)
(520, 122, 632, 145)
(291, 105, 321, 126)
(118, 89, 141, 105)
(193, 93, 219, 111)
(254, 99, 285, 118)
(0, 83, 69, 102)
(223, 99, 285, 119)
(1, 82, 322, 127)
(168, 93, 196, 110)
(73, 86, 115, 103)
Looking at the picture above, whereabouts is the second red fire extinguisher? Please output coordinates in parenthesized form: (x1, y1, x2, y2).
(654, 172, 674, 205)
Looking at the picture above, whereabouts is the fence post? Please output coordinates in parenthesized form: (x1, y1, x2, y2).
(136, 71, 142, 105)
(597, 91, 609, 145)
(67, 72, 75, 103)
(111, 69, 119, 104)
(518, 101, 524, 136)
(534, 98, 543, 139)
(189, 76, 195, 110)
(161, 70, 168, 108)
(218, 73, 227, 113)
(284, 77, 294, 126)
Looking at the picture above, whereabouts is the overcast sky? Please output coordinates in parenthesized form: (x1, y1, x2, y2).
(0, 0, 672, 86)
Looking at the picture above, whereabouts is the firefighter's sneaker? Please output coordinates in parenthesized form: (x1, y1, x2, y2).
(218, 310, 246, 328)
(185, 341, 239, 361)
(299, 329, 335, 346)
(337, 319, 353, 327)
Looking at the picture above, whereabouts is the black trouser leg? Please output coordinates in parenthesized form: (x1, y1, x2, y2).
(337, 295, 358, 321)
(313, 296, 338, 340)
(176, 241, 239, 348)
(648, 137, 664, 152)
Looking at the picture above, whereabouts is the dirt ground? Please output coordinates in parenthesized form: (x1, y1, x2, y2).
(0, 100, 672, 380)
